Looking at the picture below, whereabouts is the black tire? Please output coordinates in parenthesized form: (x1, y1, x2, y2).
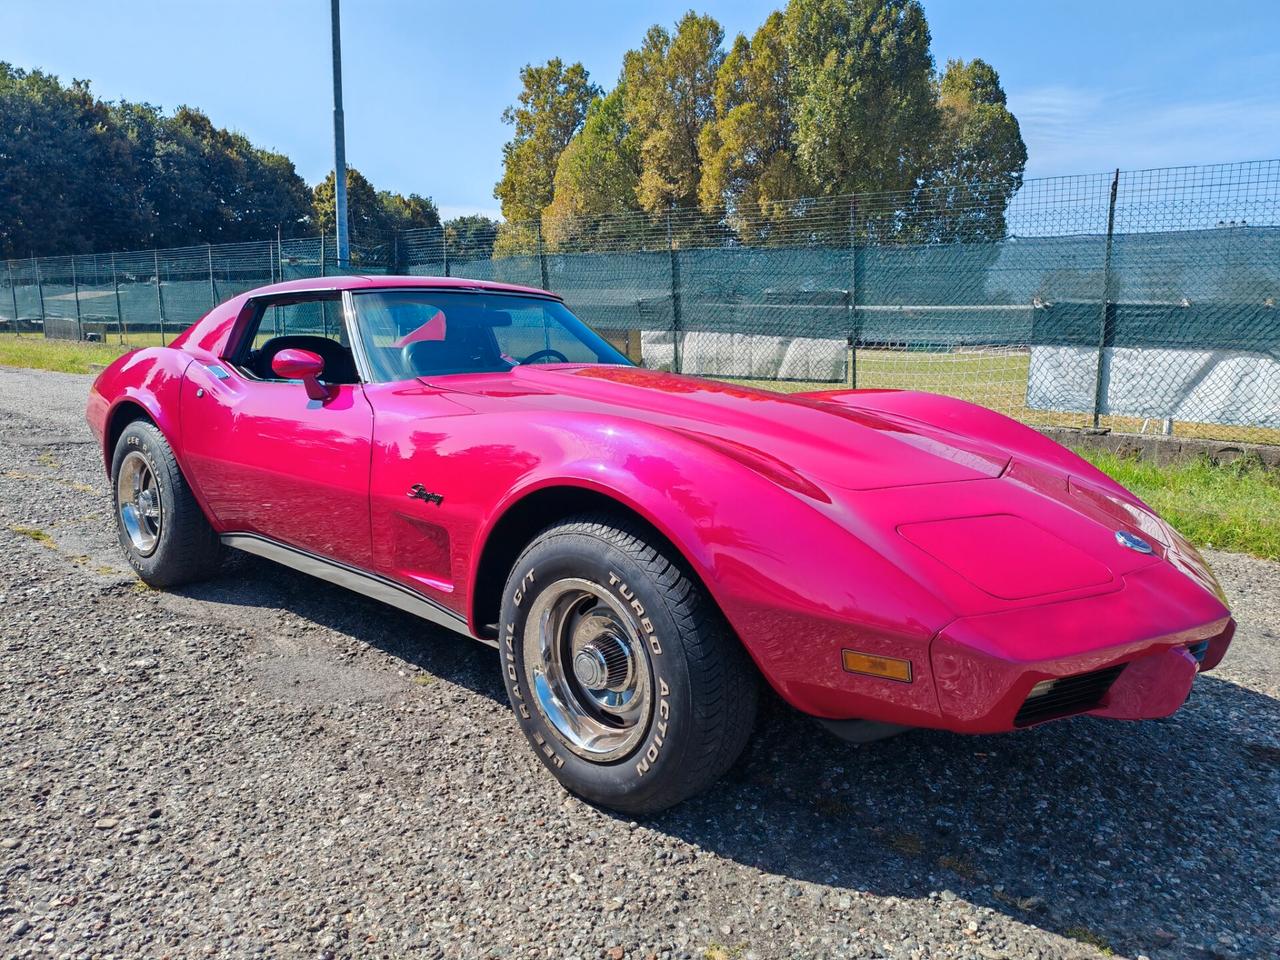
(499, 513, 758, 814)
(111, 419, 222, 587)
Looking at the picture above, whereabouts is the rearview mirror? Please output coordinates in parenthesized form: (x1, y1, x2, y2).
(271, 348, 332, 401)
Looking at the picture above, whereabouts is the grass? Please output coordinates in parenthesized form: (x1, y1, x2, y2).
(1076, 451, 1280, 560)
(1063, 925, 1115, 955)
(10, 525, 53, 546)
(729, 348, 1280, 447)
(0, 332, 134, 374)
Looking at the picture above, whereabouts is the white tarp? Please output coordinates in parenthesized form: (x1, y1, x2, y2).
(1027, 345, 1280, 428)
(640, 330, 847, 382)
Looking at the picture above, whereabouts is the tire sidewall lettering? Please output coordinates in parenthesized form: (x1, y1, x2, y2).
(116, 427, 167, 563)
(501, 552, 680, 787)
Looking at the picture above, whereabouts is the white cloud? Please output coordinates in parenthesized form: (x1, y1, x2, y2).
(1009, 85, 1280, 177)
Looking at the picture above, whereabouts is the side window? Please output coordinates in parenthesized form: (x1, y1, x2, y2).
(235, 297, 360, 385)
(251, 300, 347, 349)
(493, 304, 603, 363)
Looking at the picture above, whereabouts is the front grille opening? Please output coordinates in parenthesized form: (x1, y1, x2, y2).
(1014, 664, 1126, 727)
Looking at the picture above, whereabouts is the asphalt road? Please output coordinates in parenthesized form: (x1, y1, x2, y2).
(1, 365, 1277, 960)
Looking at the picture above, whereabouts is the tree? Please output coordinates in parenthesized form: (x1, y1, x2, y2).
(493, 58, 599, 224)
(444, 215, 500, 260)
(542, 86, 643, 248)
(0, 65, 315, 256)
(159, 106, 312, 244)
(0, 64, 141, 256)
(784, 0, 938, 196)
(239, 148, 313, 239)
(916, 58, 1027, 241)
(377, 190, 442, 233)
(697, 12, 811, 232)
(313, 167, 440, 239)
(622, 12, 724, 214)
(313, 167, 381, 238)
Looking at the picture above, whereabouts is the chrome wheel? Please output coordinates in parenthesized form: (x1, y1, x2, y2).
(523, 578, 652, 761)
(117, 450, 162, 556)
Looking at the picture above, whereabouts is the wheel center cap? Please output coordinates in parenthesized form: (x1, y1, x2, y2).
(572, 647, 609, 688)
(572, 635, 631, 691)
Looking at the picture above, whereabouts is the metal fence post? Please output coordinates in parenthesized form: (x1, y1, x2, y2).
(848, 197, 860, 388)
(666, 211, 683, 375)
(319, 233, 326, 277)
(6, 261, 19, 335)
(154, 249, 167, 346)
(442, 229, 451, 277)
(536, 222, 549, 290)
(207, 243, 217, 306)
(1092, 169, 1120, 429)
(71, 256, 84, 340)
(34, 257, 47, 328)
(111, 253, 127, 345)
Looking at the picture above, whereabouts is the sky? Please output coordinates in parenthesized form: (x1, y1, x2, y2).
(6, 0, 1280, 220)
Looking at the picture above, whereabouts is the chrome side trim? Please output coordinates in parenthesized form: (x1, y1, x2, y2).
(220, 533, 491, 646)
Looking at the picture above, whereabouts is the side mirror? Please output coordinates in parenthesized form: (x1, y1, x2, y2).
(271, 348, 332, 401)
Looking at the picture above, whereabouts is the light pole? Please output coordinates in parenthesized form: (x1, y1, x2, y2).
(330, 0, 350, 269)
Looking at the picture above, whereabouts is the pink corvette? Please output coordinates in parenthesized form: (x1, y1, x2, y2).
(87, 276, 1234, 812)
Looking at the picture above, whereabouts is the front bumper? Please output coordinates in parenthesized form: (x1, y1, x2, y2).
(772, 553, 1234, 736)
(929, 557, 1233, 734)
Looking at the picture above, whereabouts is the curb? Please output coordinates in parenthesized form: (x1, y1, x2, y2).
(1038, 426, 1280, 469)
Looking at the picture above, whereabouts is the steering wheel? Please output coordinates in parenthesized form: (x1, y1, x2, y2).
(519, 348, 570, 365)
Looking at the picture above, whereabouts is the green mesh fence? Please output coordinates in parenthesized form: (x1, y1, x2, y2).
(0, 237, 389, 345)
(3, 160, 1278, 443)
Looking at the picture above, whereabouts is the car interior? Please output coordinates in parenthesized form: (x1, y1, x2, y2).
(234, 297, 361, 385)
(231, 292, 602, 386)
(387, 309, 514, 378)
(245, 334, 360, 384)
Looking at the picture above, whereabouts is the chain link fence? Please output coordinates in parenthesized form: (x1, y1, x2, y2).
(3, 160, 1278, 443)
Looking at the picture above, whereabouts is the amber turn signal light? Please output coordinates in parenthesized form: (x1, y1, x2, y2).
(841, 649, 913, 682)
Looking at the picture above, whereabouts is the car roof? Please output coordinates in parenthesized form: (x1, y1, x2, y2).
(172, 274, 563, 357)
(238, 274, 561, 301)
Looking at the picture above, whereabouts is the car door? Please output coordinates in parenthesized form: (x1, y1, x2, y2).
(180, 293, 375, 570)
(348, 288, 531, 619)
(347, 287, 617, 623)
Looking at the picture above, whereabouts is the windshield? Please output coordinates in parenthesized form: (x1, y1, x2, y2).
(351, 289, 631, 383)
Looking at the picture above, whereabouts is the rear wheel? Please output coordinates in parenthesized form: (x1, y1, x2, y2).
(499, 514, 757, 814)
(111, 420, 222, 587)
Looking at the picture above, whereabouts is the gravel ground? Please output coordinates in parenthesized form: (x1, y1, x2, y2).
(0, 365, 1277, 960)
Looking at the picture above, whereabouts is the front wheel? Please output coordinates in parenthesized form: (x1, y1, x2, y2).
(499, 514, 758, 814)
(111, 419, 223, 587)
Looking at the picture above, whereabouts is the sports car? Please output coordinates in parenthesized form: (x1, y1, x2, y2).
(86, 275, 1234, 813)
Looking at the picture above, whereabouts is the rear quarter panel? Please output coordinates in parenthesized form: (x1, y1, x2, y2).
(88, 347, 195, 477)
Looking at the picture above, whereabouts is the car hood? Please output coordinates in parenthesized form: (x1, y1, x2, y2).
(427, 365, 1218, 615)
(430, 364, 1010, 493)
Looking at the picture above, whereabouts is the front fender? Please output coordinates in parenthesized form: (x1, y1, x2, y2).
(466, 414, 956, 724)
